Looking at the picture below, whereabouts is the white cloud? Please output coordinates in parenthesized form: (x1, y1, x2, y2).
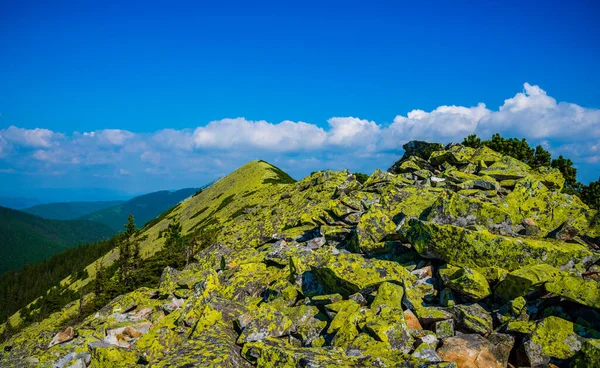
(1, 126, 61, 148)
(475, 83, 600, 139)
(141, 151, 161, 165)
(387, 103, 490, 145)
(192, 118, 327, 151)
(83, 129, 135, 146)
(327, 117, 381, 149)
(0, 83, 598, 187)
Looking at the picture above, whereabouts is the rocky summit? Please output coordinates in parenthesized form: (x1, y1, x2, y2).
(1, 142, 600, 367)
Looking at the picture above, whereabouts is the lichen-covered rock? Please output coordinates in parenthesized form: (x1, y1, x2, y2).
(425, 192, 514, 235)
(524, 316, 600, 365)
(439, 288, 456, 307)
(354, 206, 397, 254)
(364, 306, 414, 353)
(545, 272, 600, 310)
(454, 303, 493, 335)
(445, 267, 491, 301)
(313, 252, 412, 297)
(494, 264, 560, 303)
(371, 281, 404, 311)
(435, 319, 454, 339)
(399, 219, 597, 271)
(572, 339, 600, 368)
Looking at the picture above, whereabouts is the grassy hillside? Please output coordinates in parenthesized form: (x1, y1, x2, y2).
(0, 206, 114, 274)
(78, 188, 198, 231)
(22, 200, 125, 220)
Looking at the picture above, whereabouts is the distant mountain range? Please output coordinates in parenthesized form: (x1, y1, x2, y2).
(0, 206, 114, 275)
(78, 188, 198, 231)
(22, 201, 125, 220)
(0, 188, 200, 275)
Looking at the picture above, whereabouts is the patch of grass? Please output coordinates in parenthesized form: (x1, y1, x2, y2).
(242, 190, 259, 198)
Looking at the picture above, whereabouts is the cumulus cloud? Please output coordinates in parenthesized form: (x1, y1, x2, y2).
(387, 103, 490, 145)
(0, 83, 598, 190)
(191, 118, 327, 151)
(83, 129, 135, 146)
(1, 126, 61, 148)
(327, 117, 380, 150)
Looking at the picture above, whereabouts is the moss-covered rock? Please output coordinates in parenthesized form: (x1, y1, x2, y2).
(545, 272, 600, 310)
(371, 282, 404, 311)
(454, 303, 493, 335)
(399, 219, 597, 271)
(445, 267, 491, 301)
(494, 264, 560, 303)
(312, 252, 412, 297)
(525, 316, 600, 365)
(354, 206, 397, 254)
(572, 339, 600, 368)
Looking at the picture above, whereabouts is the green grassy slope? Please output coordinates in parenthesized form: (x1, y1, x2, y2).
(22, 200, 125, 220)
(0, 206, 115, 274)
(78, 188, 198, 231)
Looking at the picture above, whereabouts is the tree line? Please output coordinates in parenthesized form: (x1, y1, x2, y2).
(2, 212, 220, 341)
(463, 134, 600, 210)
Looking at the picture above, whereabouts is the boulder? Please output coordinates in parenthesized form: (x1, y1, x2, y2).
(494, 264, 560, 303)
(545, 272, 600, 310)
(435, 319, 454, 339)
(371, 282, 404, 311)
(454, 303, 493, 335)
(354, 206, 397, 254)
(572, 339, 600, 368)
(48, 327, 75, 348)
(313, 252, 412, 297)
(445, 267, 491, 301)
(437, 334, 507, 368)
(524, 316, 600, 366)
(398, 218, 596, 272)
(364, 306, 414, 353)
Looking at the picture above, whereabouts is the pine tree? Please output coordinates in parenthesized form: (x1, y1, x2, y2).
(462, 134, 482, 148)
(125, 213, 136, 237)
(119, 214, 138, 286)
(164, 221, 183, 258)
(93, 261, 106, 308)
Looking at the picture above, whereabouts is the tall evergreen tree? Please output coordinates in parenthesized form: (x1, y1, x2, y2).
(119, 214, 138, 285)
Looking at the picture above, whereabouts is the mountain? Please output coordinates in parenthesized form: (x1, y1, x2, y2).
(22, 201, 125, 220)
(0, 206, 114, 275)
(0, 196, 41, 210)
(77, 188, 199, 231)
(2, 148, 600, 367)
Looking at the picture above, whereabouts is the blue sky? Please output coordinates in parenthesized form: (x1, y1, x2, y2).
(1, 0, 599, 202)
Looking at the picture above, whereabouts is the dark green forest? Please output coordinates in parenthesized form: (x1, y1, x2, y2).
(0, 206, 114, 274)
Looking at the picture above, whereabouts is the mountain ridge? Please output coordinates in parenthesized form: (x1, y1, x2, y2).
(77, 188, 199, 231)
(22, 201, 125, 220)
(2, 151, 599, 367)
